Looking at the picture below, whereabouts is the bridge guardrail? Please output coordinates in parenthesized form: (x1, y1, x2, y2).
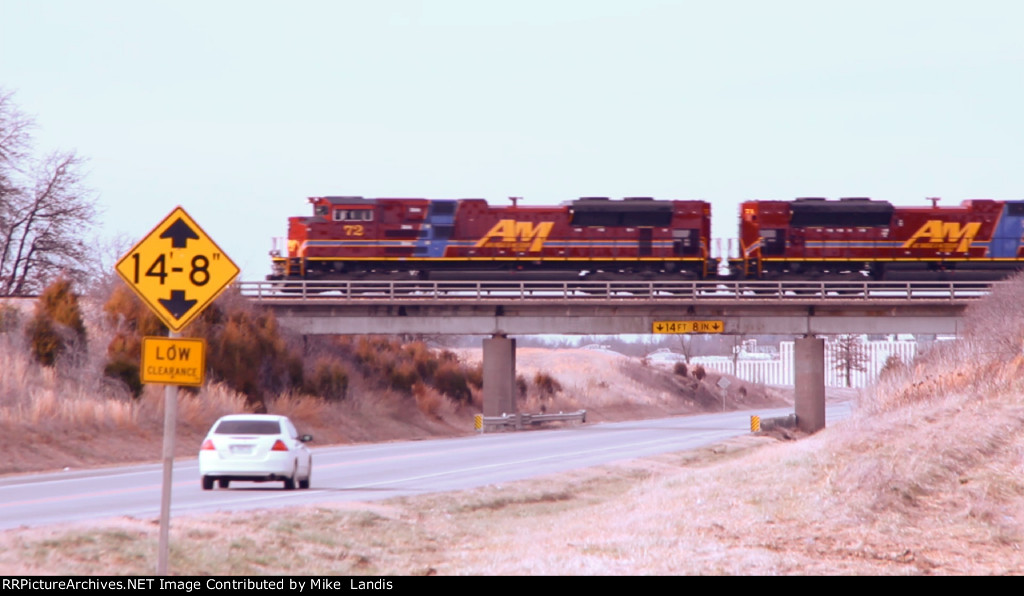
(236, 280, 995, 302)
(476, 410, 588, 432)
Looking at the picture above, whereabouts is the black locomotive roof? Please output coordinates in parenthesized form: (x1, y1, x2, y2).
(315, 196, 378, 205)
(570, 197, 674, 226)
(789, 197, 894, 227)
(572, 197, 673, 212)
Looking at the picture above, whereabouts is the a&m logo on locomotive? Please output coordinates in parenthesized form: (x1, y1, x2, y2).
(474, 219, 555, 252)
(901, 220, 982, 253)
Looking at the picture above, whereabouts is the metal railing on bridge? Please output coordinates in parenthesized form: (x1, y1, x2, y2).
(236, 279, 995, 303)
(475, 410, 588, 432)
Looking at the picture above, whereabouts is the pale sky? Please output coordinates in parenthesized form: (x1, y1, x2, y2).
(2, 0, 1022, 279)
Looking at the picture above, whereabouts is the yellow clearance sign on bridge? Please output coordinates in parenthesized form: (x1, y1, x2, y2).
(652, 320, 725, 334)
(141, 337, 206, 387)
(115, 207, 239, 332)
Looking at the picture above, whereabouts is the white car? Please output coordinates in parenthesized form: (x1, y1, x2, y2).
(198, 414, 313, 490)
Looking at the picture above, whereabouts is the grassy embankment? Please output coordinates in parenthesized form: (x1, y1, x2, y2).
(3, 277, 1023, 574)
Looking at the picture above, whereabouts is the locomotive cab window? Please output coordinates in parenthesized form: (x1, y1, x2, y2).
(333, 209, 374, 222)
(673, 229, 698, 256)
(761, 229, 785, 255)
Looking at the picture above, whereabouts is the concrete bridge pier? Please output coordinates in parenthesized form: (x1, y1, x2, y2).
(482, 335, 517, 417)
(794, 335, 826, 433)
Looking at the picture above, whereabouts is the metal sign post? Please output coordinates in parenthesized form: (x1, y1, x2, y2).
(155, 331, 178, 575)
(114, 206, 239, 575)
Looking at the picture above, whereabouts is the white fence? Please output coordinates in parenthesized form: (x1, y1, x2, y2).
(690, 338, 918, 388)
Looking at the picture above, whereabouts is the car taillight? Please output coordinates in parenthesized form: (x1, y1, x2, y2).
(201, 439, 215, 450)
(271, 440, 288, 451)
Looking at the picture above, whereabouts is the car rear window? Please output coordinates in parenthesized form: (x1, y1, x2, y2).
(214, 420, 281, 435)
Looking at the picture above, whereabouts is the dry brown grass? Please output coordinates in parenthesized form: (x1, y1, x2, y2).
(5, 274, 1024, 573)
(0, 328, 477, 475)
(6, 395, 1020, 575)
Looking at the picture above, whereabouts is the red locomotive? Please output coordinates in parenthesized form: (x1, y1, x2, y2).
(737, 197, 1024, 281)
(271, 195, 1024, 282)
(270, 196, 715, 281)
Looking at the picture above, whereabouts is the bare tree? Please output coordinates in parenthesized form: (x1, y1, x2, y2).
(831, 334, 869, 388)
(0, 91, 32, 160)
(0, 89, 98, 295)
(0, 90, 33, 212)
(676, 334, 694, 362)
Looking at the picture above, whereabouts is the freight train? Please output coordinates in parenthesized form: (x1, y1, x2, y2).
(269, 195, 1024, 282)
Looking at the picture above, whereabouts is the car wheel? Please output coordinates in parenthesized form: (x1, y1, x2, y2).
(299, 464, 311, 489)
(218, 478, 230, 489)
(284, 463, 297, 490)
(201, 476, 214, 491)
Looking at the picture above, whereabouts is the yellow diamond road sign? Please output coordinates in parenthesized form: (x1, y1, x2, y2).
(115, 206, 240, 332)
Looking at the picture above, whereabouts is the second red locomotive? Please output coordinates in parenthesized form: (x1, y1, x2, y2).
(737, 197, 1024, 281)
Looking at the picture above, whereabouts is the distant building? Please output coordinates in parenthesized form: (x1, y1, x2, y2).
(689, 337, 917, 388)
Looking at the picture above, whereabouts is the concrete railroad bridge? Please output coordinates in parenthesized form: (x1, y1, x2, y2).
(239, 279, 984, 434)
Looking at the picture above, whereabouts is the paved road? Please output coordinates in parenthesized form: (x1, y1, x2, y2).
(0, 404, 852, 531)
